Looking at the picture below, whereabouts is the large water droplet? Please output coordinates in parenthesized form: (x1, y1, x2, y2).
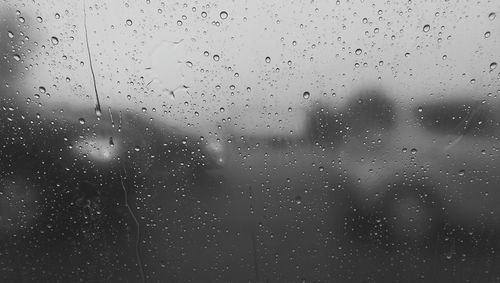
(220, 11, 228, 20)
(95, 105, 102, 117)
(51, 36, 59, 45)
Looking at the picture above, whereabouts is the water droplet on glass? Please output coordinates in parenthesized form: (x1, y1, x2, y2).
(213, 54, 220, 61)
(36, 16, 43, 23)
(126, 19, 133, 26)
(7, 31, 14, 38)
(295, 196, 302, 204)
(39, 86, 46, 93)
(134, 146, 141, 152)
(411, 148, 417, 154)
(458, 169, 465, 176)
(355, 48, 362, 55)
(418, 106, 423, 112)
(485, 31, 491, 38)
(186, 61, 193, 67)
(489, 12, 496, 20)
(423, 24, 430, 32)
(13, 54, 21, 61)
(490, 62, 497, 70)
(265, 56, 271, 63)
(51, 36, 59, 45)
(303, 91, 310, 99)
(79, 118, 86, 124)
(220, 11, 228, 20)
(201, 11, 207, 18)
(95, 106, 102, 117)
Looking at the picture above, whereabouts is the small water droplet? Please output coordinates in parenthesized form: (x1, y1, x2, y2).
(423, 24, 430, 32)
(79, 118, 86, 124)
(126, 19, 133, 26)
(458, 169, 465, 176)
(265, 56, 271, 63)
(295, 195, 302, 204)
(134, 146, 141, 152)
(109, 137, 114, 146)
(39, 86, 46, 93)
(484, 31, 491, 38)
(355, 48, 362, 55)
(186, 61, 193, 67)
(51, 36, 59, 45)
(55, 13, 60, 19)
(7, 31, 14, 38)
(220, 11, 228, 20)
(213, 54, 220, 61)
(13, 54, 21, 61)
(418, 106, 423, 112)
(303, 91, 310, 99)
(411, 148, 417, 154)
(490, 62, 497, 70)
(36, 16, 43, 23)
(201, 11, 207, 18)
(489, 12, 496, 20)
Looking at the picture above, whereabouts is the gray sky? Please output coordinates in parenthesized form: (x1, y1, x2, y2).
(3, 0, 500, 138)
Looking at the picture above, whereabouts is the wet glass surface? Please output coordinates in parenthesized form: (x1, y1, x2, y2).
(1, 1, 500, 282)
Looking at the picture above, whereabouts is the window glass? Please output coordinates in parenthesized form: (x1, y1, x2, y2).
(1, 1, 500, 282)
